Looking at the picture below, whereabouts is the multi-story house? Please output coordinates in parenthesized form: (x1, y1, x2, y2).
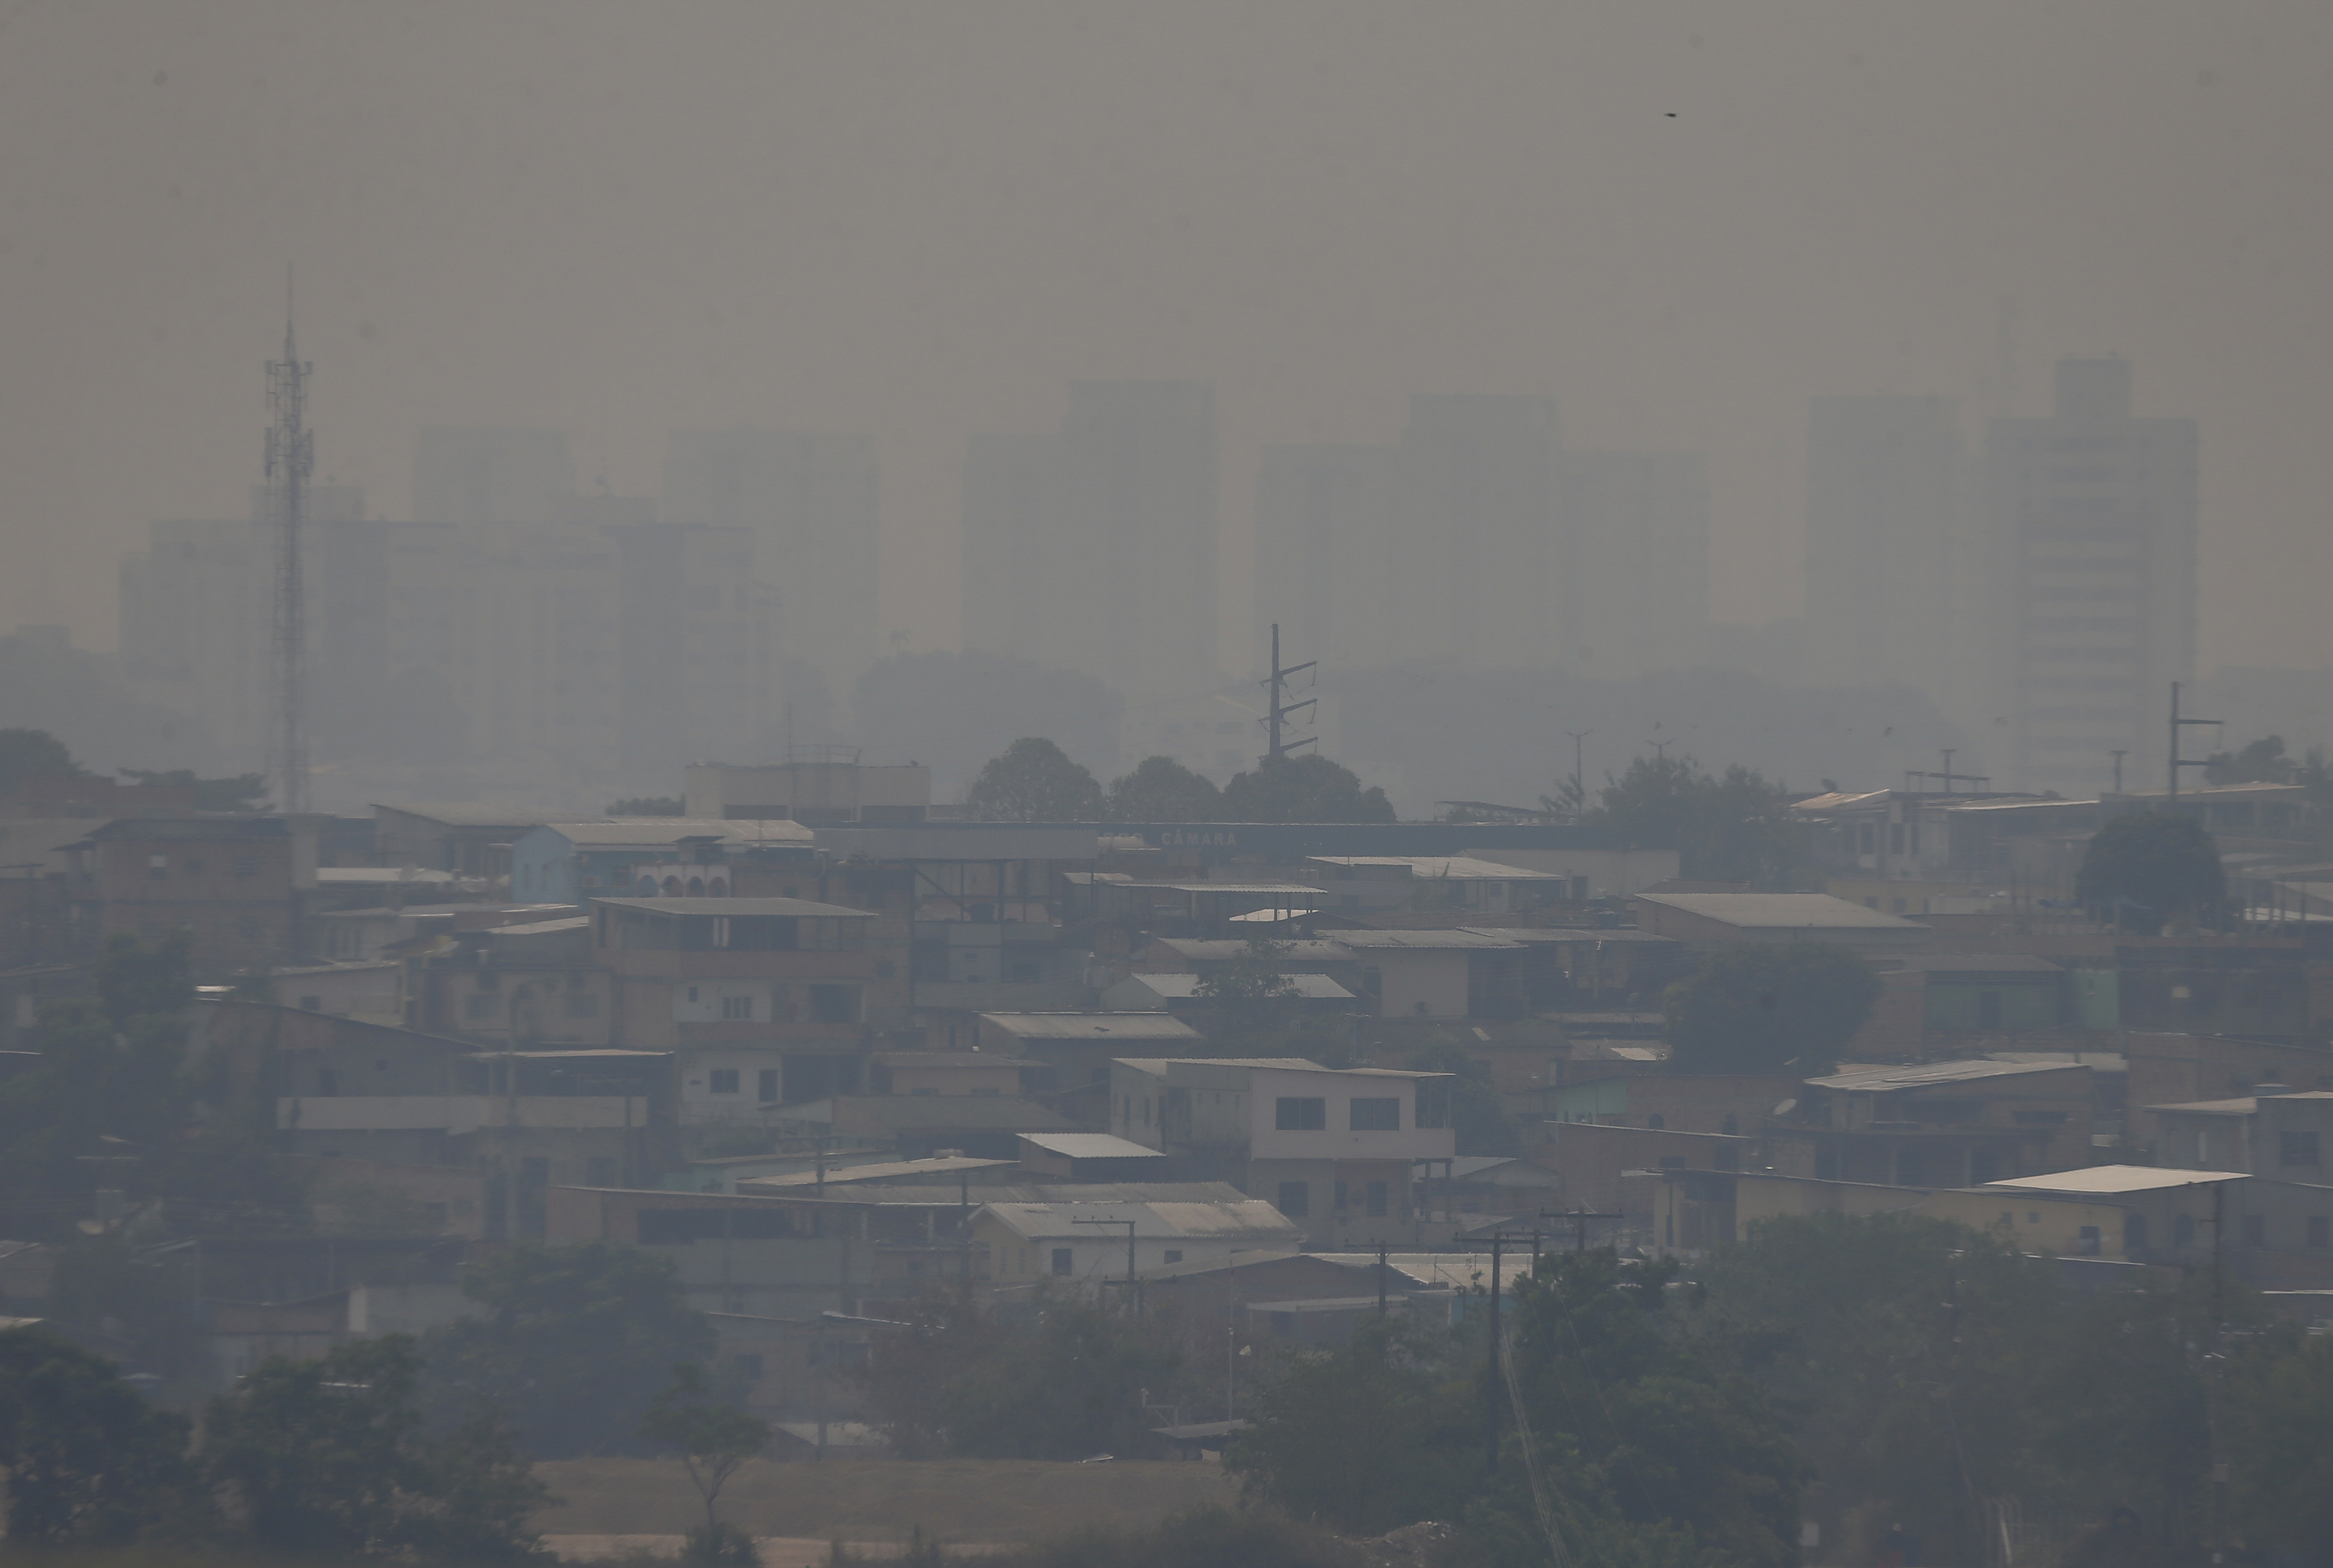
(590, 895, 881, 1130)
(1112, 1057, 1456, 1245)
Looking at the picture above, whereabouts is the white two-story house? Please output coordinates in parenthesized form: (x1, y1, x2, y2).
(1111, 1057, 1456, 1245)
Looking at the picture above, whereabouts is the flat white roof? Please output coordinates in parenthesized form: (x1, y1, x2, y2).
(1982, 1165, 2248, 1196)
(1809, 1059, 2086, 1092)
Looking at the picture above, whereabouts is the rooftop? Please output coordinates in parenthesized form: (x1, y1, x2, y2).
(1018, 1132, 1170, 1161)
(740, 1156, 1014, 1188)
(1329, 929, 1524, 950)
(1982, 1165, 2250, 1195)
(549, 819, 815, 847)
(2148, 1091, 2333, 1116)
(375, 803, 597, 828)
(593, 896, 872, 918)
(1307, 855, 1567, 880)
(1110, 973, 1354, 1002)
(1637, 892, 1929, 931)
(976, 1013, 1203, 1041)
(980, 1198, 1304, 1242)
(1809, 1059, 2089, 1092)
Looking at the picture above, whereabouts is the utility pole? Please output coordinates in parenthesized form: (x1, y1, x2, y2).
(1647, 739, 1670, 763)
(1260, 623, 1318, 763)
(265, 277, 315, 816)
(1485, 1234, 1504, 1477)
(1376, 1241, 1389, 1317)
(2168, 682, 2222, 808)
(1564, 730, 1591, 816)
(1542, 1207, 1625, 1254)
(2110, 750, 2128, 794)
(1074, 1216, 1140, 1313)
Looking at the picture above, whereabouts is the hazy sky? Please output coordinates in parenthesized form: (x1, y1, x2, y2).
(4, 1, 2330, 674)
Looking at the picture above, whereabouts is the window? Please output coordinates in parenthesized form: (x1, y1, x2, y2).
(1364, 1181, 1389, 1218)
(1050, 1248, 1073, 1276)
(1275, 1096, 1326, 1131)
(758, 1069, 779, 1104)
(2076, 1226, 2101, 1255)
(1277, 1181, 1310, 1218)
(809, 985, 860, 1024)
(1164, 1250, 1183, 1264)
(1350, 1097, 1400, 1131)
(1333, 1181, 1348, 1211)
(1721, 1114, 1740, 1136)
(2281, 1131, 2321, 1167)
(563, 992, 599, 1018)
(2309, 1216, 2330, 1249)
(1645, 1113, 1666, 1129)
(232, 856, 259, 877)
(721, 994, 755, 1021)
(1416, 1081, 1451, 1129)
(708, 1069, 740, 1096)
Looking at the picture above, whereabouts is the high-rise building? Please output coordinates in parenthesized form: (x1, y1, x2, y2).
(662, 430, 881, 733)
(1982, 357, 2197, 795)
(1803, 396, 1965, 694)
(962, 381, 1218, 703)
(1554, 448, 1711, 677)
(413, 428, 576, 529)
(1251, 394, 1708, 679)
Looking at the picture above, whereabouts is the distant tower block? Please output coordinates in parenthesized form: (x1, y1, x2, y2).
(265, 289, 314, 815)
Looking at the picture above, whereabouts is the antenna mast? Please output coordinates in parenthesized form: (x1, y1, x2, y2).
(265, 282, 314, 815)
(1260, 623, 1318, 762)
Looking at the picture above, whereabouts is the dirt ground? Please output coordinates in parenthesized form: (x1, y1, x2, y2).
(535, 1456, 1241, 1548)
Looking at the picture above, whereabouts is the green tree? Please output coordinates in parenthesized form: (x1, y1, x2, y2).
(965, 738, 1106, 822)
(1229, 1316, 1478, 1534)
(1662, 942, 1878, 1076)
(1502, 1250, 1806, 1568)
(2076, 811, 2226, 928)
(118, 767, 269, 812)
(2202, 734, 2297, 785)
(1193, 936, 1300, 1006)
(0, 728, 89, 795)
(936, 1294, 1179, 1460)
(202, 1335, 547, 1561)
(1106, 755, 1222, 822)
(422, 1240, 716, 1458)
(607, 795, 686, 816)
(1588, 755, 1807, 888)
(640, 1362, 770, 1565)
(2226, 1330, 2333, 1558)
(0, 1326, 196, 1546)
(1220, 753, 1395, 823)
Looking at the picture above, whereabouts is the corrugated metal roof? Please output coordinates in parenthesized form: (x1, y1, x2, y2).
(738, 1180, 1250, 1206)
(552, 819, 815, 847)
(1470, 927, 1676, 944)
(1148, 938, 1353, 962)
(374, 803, 596, 828)
(1018, 1132, 1169, 1160)
(1637, 892, 1929, 929)
(1809, 1059, 2085, 1092)
(486, 917, 590, 935)
(1309, 856, 1568, 880)
(1983, 1165, 2248, 1195)
(744, 1156, 1014, 1187)
(593, 896, 872, 917)
(1331, 929, 1524, 950)
(1880, 953, 2064, 973)
(976, 1013, 1203, 1040)
(980, 1198, 1303, 1242)
(1112, 973, 1353, 1001)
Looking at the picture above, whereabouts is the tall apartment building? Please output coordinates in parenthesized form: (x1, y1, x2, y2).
(1803, 396, 1966, 697)
(1983, 358, 2197, 795)
(120, 437, 786, 808)
(661, 430, 882, 731)
(1253, 395, 1709, 678)
(962, 381, 1218, 701)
